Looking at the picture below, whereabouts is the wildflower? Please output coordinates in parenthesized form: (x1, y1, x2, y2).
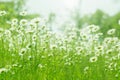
(51, 45, 57, 50)
(106, 49, 112, 55)
(91, 25, 100, 33)
(88, 25, 95, 29)
(32, 18, 40, 24)
(95, 45, 103, 52)
(4, 30, 11, 37)
(11, 18, 18, 24)
(41, 47, 46, 51)
(70, 35, 76, 40)
(41, 25, 46, 29)
(19, 48, 27, 56)
(11, 23, 18, 28)
(19, 11, 27, 16)
(32, 35, 37, 41)
(0, 10, 7, 16)
(20, 19, 28, 26)
(107, 29, 116, 35)
(29, 22, 37, 30)
(104, 37, 118, 44)
(104, 37, 113, 44)
(80, 33, 88, 40)
(28, 56, 32, 60)
(108, 63, 113, 69)
(10, 25, 16, 31)
(111, 56, 117, 61)
(114, 44, 120, 50)
(26, 44, 32, 49)
(88, 25, 100, 33)
(0, 68, 8, 74)
(26, 30, 34, 35)
(90, 56, 98, 62)
(76, 47, 83, 55)
(84, 66, 89, 73)
(95, 52, 101, 56)
(60, 46, 66, 51)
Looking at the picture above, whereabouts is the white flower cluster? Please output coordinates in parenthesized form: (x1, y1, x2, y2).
(1, 11, 120, 79)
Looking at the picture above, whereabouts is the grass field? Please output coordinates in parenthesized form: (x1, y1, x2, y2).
(0, 11, 120, 80)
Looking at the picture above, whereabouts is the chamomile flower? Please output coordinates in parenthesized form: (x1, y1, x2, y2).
(91, 25, 100, 33)
(29, 22, 37, 30)
(90, 56, 98, 62)
(88, 25, 100, 33)
(107, 29, 116, 35)
(103, 37, 112, 44)
(84, 66, 89, 73)
(26, 44, 32, 50)
(28, 56, 32, 60)
(80, 33, 88, 40)
(32, 35, 37, 41)
(60, 46, 66, 51)
(106, 49, 113, 55)
(32, 18, 41, 24)
(19, 48, 27, 56)
(11, 18, 18, 24)
(0, 10, 7, 16)
(0, 68, 8, 74)
(19, 11, 27, 16)
(95, 45, 104, 52)
(20, 19, 28, 26)
(51, 45, 57, 50)
(76, 47, 83, 52)
(4, 30, 11, 37)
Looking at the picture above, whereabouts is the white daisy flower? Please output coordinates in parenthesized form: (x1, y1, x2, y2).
(19, 48, 27, 56)
(107, 29, 116, 35)
(20, 19, 28, 26)
(0, 68, 8, 74)
(19, 11, 27, 16)
(90, 56, 98, 62)
(0, 10, 7, 16)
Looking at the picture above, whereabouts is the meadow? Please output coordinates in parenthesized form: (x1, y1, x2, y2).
(0, 10, 120, 80)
